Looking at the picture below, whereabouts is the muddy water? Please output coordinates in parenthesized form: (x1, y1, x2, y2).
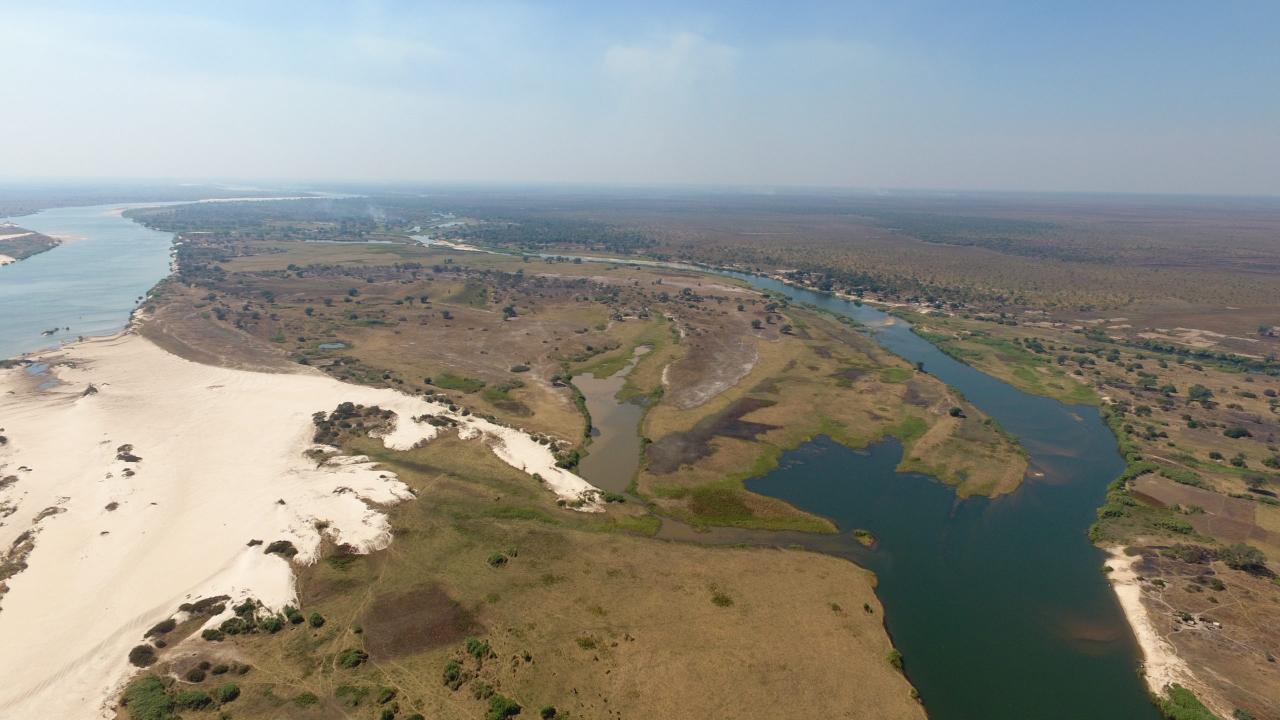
(573, 347, 650, 493)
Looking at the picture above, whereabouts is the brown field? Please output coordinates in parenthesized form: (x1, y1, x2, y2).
(1126, 547, 1280, 720)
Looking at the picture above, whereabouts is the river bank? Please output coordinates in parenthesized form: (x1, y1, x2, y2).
(0, 331, 602, 719)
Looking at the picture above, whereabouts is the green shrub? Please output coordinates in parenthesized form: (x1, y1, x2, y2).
(285, 606, 305, 624)
(219, 617, 248, 635)
(215, 683, 240, 703)
(127, 645, 157, 667)
(1223, 426, 1252, 439)
(442, 660, 464, 690)
(184, 667, 205, 682)
(540, 706, 558, 718)
(486, 695, 523, 720)
(293, 691, 319, 707)
(1156, 683, 1218, 720)
(308, 612, 326, 628)
(211, 664, 230, 675)
(174, 690, 212, 710)
(1220, 544, 1268, 572)
(259, 615, 284, 633)
(121, 676, 174, 720)
(711, 592, 733, 607)
(200, 628, 224, 641)
(487, 552, 509, 567)
(336, 648, 369, 668)
(466, 637, 492, 662)
(887, 649, 904, 671)
(377, 687, 396, 704)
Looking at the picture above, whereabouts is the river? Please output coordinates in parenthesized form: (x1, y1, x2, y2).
(579, 270, 1160, 720)
(1, 204, 1158, 718)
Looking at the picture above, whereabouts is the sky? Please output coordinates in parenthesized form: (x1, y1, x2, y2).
(1, 1, 1278, 195)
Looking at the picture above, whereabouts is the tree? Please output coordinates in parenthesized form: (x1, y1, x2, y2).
(1188, 384, 1213, 402)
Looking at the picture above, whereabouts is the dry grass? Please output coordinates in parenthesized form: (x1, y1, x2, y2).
(124, 433, 925, 720)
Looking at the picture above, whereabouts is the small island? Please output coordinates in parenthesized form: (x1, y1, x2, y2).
(0, 224, 61, 266)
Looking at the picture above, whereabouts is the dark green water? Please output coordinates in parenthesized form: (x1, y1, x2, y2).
(727, 273, 1159, 720)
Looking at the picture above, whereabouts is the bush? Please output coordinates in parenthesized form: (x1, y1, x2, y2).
(294, 691, 319, 706)
(442, 660, 464, 689)
(1156, 683, 1217, 720)
(540, 706, 558, 718)
(184, 667, 206, 682)
(121, 676, 173, 720)
(377, 687, 396, 704)
(220, 617, 249, 635)
(201, 628, 225, 641)
(336, 648, 369, 668)
(174, 690, 212, 710)
(887, 649, 904, 671)
(264, 539, 299, 557)
(211, 664, 230, 675)
(215, 683, 240, 703)
(486, 695, 523, 720)
(128, 645, 157, 667)
(711, 592, 733, 607)
(259, 615, 284, 633)
(285, 606, 305, 624)
(308, 612, 326, 628)
(145, 618, 177, 637)
(1220, 544, 1268, 572)
(1224, 426, 1252, 439)
(466, 637, 492, 662)
(487, 553, 508, 568)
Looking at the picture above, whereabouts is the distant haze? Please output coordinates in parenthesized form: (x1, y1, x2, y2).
(3, 1, 1278, 195)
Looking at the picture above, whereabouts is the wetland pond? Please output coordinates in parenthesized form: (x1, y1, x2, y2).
(573, 347, 649, 494)
(576, 268, 1160, 720)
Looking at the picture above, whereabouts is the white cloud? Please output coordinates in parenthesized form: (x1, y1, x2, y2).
(603, 31, 737, 88)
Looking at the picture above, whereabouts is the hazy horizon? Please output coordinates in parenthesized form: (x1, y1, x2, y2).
(4, 1, 1278, 196)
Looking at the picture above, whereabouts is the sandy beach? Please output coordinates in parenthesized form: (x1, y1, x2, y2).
(1105, 547, 1197, 695)
(0, 332, 600, 719)
(0, 254, 15, 266)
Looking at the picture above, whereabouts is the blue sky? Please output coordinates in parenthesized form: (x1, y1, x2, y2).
(2, 1, 1277, 194)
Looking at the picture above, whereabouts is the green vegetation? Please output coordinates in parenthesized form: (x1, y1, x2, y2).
(120, 676, 174, 720)
(430, 373, 487, 393)
(1156, 684, 1220, 720)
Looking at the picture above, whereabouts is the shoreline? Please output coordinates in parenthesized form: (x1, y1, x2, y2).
(0, 331, 602, 719)
(1105, 547, 1198, 698)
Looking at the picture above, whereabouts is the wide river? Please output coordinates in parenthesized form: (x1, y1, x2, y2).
(714, 273, 1159, 720)
(1, 206, 1158, 718)
(0, 204, 180, 359)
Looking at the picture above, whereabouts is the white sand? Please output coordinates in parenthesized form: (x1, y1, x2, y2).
(0, 232, 33, 242)
(1105, 548, 1198, 695)
(0, 333, 599, 719)
(0, 254, 15, 266)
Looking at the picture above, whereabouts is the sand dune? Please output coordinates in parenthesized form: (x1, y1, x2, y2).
(0, 333, 599, 719)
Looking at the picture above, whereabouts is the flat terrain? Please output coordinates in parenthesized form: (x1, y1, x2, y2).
(119, 434, 925, 720)
(0, 224, 60, 263)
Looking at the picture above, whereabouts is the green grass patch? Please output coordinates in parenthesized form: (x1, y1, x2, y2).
(878, 367, 913, 383)
(431, 373, 486, 393)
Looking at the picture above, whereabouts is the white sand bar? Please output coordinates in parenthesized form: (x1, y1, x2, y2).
(0, 333, 599, 719)
(1106, 547, 1198, 695)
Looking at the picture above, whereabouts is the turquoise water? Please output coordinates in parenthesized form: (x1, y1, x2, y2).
(730, 273, 1159, 720)
(0, 204, 178, 360)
